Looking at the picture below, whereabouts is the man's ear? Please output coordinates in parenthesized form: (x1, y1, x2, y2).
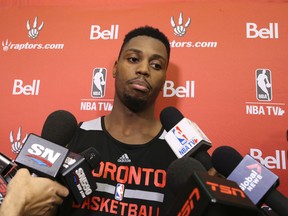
(113, 61, 117, 78)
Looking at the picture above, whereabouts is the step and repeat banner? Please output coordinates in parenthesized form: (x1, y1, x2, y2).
(0, 1, 287, 196)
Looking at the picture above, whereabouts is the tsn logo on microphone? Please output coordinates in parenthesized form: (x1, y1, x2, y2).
(178, 181, 247, 216)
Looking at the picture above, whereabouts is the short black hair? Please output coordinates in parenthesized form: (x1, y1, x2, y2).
(118, 26, 170, 63)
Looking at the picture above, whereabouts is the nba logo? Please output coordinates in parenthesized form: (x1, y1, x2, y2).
(91, 68, 107, 98)
(115, 183, 125, 201)
(256, 69, 272, 101)
(172, 126, 188, 145)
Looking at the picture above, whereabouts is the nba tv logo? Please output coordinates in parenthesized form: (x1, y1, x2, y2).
(256, 69, 272, 101)
(172, 126, 189, 145)
(91, 68, 107, 98)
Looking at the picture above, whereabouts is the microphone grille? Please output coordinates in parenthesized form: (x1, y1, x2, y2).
(41, 110, 77, 147)
(167, 157, 206, 195)
(160, 106, 184, 131)
(212, 146, 243, 177)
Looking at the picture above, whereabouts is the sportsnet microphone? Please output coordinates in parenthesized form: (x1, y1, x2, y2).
(160, 106, 212, 168)
(0, 110, 77, 202)
(60, 147, 101, 203)
(164, 157, 258, 216)
(212, 146, 288, 216)
(14, 110, 77, 178)
(14, 110, 98, 203)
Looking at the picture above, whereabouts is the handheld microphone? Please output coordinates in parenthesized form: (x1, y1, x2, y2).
(212, 146, 288, 216)
(14, 110, 77, 178)
(60, 147, 100, 204)
(160, 106, 212, 168)
(39, 110, 99, 204)
(165, 157, 258, 216)
(0, 175, 8, 204)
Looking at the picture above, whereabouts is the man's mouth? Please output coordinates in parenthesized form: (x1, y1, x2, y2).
(129, 79, 151, 93)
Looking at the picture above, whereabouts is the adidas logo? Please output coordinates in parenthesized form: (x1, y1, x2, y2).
(117, 153, 131, 163)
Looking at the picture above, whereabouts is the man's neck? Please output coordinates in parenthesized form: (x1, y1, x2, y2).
(104, 103, 162, 144)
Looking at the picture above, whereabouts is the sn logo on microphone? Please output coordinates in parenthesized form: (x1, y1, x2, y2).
(27, 144, 61, 167)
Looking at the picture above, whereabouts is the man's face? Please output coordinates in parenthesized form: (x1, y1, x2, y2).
(113, 35, 168, 112)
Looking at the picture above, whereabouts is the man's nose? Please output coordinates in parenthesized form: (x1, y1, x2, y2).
(136, 61, 150, 76)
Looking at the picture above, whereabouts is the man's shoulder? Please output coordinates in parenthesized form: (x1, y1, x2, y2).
(80, 116, 102, 131)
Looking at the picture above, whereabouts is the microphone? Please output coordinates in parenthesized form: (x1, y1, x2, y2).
(212, 146, 288, 216)
(1, 110, 99, 204)
(60, 147, 100, 204)
(39, 110, 99, 204)
(164, 157, 259, 216)
(14, 110, 77, 178)
(160, 106, 212, 167)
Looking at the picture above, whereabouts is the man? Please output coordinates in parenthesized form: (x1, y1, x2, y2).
(57, 26, 177, 215)
(0, 168, 69, 216)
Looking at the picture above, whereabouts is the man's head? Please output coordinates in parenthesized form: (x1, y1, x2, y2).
(113, 26, 170, 113)
(118, 26, 170, 64)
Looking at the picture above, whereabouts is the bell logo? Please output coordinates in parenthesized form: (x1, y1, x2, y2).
(163, 80, 195, 98)
(12, 79, 40, 95)
(90, 25, 119, 40)
(27, 144, 61, 167)
(246, 23, 278, 39)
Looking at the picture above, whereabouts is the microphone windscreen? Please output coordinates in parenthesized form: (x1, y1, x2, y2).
(166, 157, 206, 195)
(41, 110, 77, 146)
(80, 147, 102, 169)
(160, 106, 184, 131)
(194, 151, 213, 171)
(212, 146, 243, 177)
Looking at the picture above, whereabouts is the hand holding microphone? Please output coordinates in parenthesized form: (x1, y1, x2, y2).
(1, 110, 101, 204)
(0, 168, 69, 216)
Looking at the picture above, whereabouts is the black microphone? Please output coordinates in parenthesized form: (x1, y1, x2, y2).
(40, 110, 99, 204)
(160, 106, 212, 168)
(212, 146, 288, 216)
(14, 110, 77, 178)
(164, 157, 259, 216)
(60, 147, 100, 204)
(2, 110, 99, 204)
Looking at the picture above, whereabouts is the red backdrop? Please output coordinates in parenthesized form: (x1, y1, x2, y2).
(0, 0, 287, 196)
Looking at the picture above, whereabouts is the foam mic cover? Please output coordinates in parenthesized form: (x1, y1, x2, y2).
(211, 146, 243, 177)
(193, 151, 213, 171)
(166, 157, 205, 195)
(160, 106, 184, 131)
(41, 110, 78, 146)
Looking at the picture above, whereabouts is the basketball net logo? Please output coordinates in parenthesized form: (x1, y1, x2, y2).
(171, 12, 191, 37)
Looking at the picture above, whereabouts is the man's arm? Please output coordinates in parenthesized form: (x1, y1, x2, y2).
(0, 168, 69, 216)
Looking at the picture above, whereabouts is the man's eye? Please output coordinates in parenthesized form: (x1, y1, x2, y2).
(128, 57, 139, 63)
(151, 63, 162, 70)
